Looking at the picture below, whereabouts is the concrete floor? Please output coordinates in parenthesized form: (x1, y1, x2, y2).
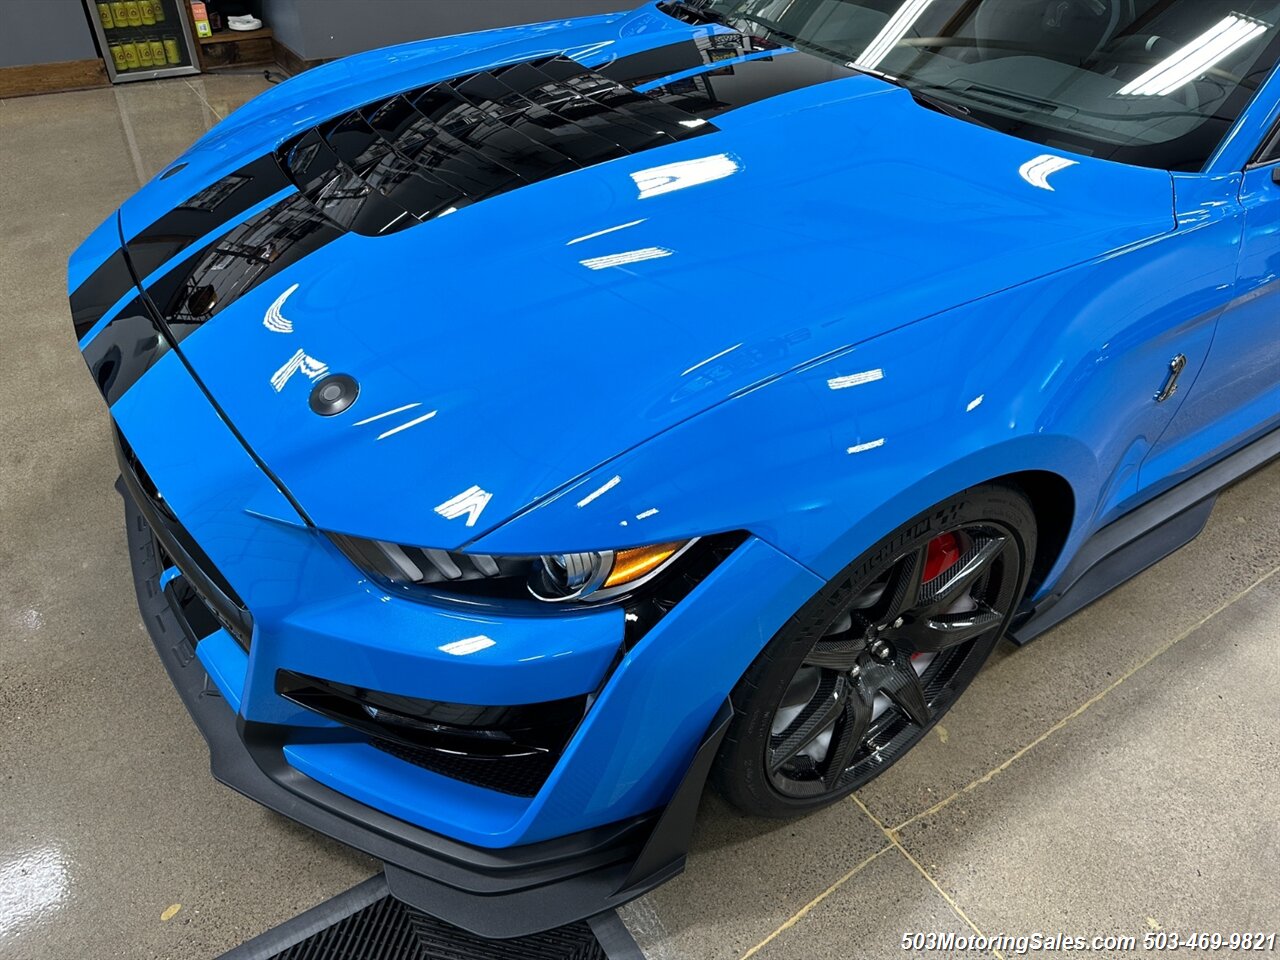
(2, 76, 1278, 960)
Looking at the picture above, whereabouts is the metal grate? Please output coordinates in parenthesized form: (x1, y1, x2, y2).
(264, 894, 606, 960)
(371, 738, 558, 798)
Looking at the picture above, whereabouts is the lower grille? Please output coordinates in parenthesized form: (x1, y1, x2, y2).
(277, 671, 586, 797)
(371, 739, 558, 798)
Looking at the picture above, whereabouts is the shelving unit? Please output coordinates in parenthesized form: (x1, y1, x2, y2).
(194, 25, 276, 70)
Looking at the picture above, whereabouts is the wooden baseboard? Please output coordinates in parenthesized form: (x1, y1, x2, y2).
(271, 37, 327, 76)
(0, 58, 109, 99)
(199, 35, 276, 71)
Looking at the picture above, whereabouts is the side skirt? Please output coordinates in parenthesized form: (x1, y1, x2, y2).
(1011, 423, 1280, 644)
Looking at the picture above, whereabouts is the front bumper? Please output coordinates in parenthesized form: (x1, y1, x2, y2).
(82, 269, 826, 933)
(121, 475, 732, 937)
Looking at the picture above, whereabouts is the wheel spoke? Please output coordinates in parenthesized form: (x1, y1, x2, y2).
(769, 675, 847, 773)
(804, 637, 864, 671)
(910, 603, 1003, 652)
(870, 655, 932, 727)
(821, 683, 872, 786)
(883, 546, 927, 621)
(921, 536, 1007, 612)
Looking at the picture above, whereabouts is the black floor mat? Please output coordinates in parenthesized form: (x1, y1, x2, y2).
(219, 874, 640, 960)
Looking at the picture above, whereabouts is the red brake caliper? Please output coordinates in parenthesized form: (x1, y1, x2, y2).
(913, 532, 962, 660)
(923, 532, 962, 581)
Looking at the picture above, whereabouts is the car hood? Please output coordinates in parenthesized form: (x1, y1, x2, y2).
(105, 3, 1176, 549)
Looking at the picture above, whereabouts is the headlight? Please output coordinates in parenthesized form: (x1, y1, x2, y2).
(529, 542, 689, 602)
(327, 533, 696, 604)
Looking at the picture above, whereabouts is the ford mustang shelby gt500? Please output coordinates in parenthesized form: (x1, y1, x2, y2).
(70, 0, 1280, 937)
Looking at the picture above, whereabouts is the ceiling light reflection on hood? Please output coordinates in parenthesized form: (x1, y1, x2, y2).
(827, 369, 884, 390)
(580, 247, 674, 270)
(631, 154, 741, 200)
(1118, 14, 1269, 96)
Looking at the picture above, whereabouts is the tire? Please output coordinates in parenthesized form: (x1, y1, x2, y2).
(712, 483, 1037, 819)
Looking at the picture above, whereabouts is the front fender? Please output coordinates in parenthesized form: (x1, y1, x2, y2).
(473, 233, 1225, 600)
(471, 291, 1098, 583)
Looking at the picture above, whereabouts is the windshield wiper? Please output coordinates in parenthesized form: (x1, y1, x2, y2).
(860, 72, 998, 131)
(907, 88, 998, 130)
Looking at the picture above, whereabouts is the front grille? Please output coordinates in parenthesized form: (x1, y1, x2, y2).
(274, 55, 716, 237)
(277, 671, 586, 797)
(371, 739, 559, 798)
(115, 427, 254, 649)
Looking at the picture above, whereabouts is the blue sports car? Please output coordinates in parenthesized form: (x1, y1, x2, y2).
(70, 0, 1280, 937)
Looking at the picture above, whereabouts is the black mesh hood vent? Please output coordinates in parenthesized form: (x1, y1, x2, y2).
(274, 55, 717, 238)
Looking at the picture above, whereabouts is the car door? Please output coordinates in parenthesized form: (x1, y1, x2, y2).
(1138, 157, 1280, 492)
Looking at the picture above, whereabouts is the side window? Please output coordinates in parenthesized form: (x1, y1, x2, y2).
(1252, 119, 1280, 167)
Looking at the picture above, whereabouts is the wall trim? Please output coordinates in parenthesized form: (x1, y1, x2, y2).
(0, 57, 108, 98)
(271, 37, 327, 76)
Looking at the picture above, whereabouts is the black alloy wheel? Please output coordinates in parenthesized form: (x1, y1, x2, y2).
(713, 484, 1036, 817)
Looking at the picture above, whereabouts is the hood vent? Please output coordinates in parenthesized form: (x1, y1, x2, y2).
(274, 55, 717, 238)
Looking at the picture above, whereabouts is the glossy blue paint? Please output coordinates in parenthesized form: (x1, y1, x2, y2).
(66, 211, 120, 295)
(197, 630, 248, 712)
(72, 1, 1280, 852)
(167, 75, 1177, 553)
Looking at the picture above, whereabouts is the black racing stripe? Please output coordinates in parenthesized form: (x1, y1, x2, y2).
(597, 37, 714, 87)
(643, 47, 859, 118)
(92, 49, 727, 353)
(70, 248, 134, 341)
(125, 154, 291, 281)
(143, 191, 343, 345)
(80, 296, 171, 405)
(599, 30, 855, 119)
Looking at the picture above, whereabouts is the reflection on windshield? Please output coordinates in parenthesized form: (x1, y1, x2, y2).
(664, 0, 1280, 170)
(856, 0, 938, 69)
(1118, 14, 1270, 96)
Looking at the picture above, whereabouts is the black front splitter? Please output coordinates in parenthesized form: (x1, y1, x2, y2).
(120, 480, 730, 939)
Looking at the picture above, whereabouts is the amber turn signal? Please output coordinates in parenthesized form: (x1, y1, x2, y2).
(604, 542, 687, 589)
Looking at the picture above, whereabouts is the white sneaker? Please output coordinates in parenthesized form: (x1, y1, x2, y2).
(226, 14, 262, 31)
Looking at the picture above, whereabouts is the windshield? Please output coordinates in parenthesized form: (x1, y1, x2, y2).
(662, 0, 1280, 170)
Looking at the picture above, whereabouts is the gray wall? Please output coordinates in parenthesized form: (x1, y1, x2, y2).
(260, 0, 639, 62)
(0, 0, 98, 68)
